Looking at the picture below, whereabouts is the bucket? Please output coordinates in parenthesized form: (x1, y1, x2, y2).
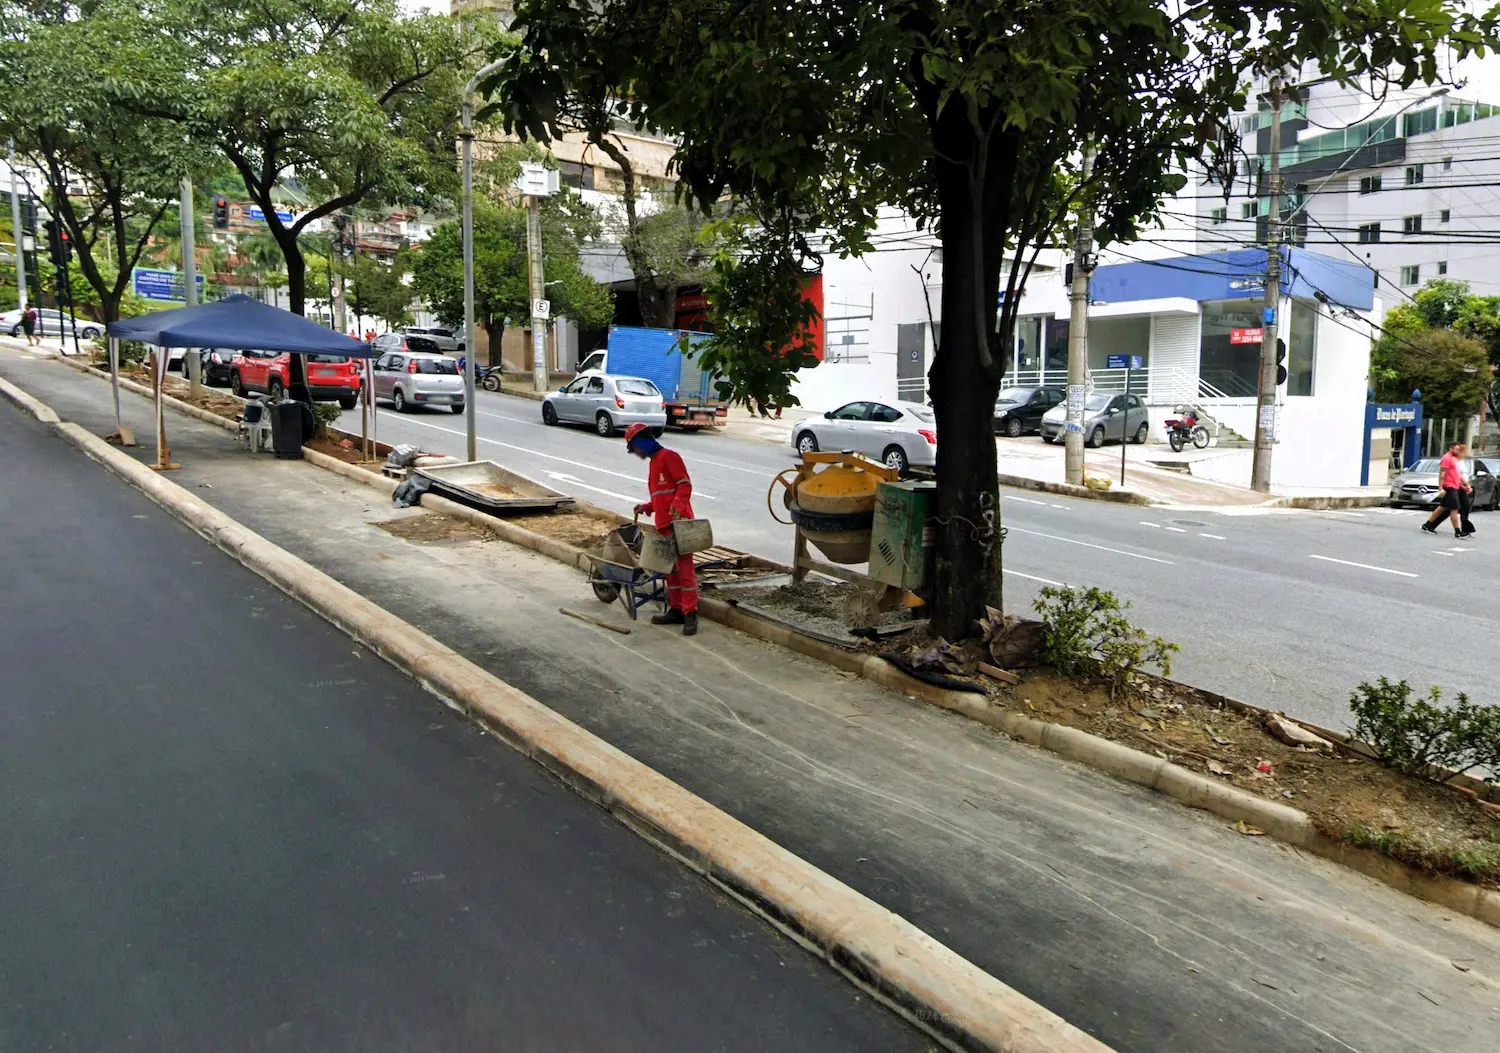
(672, 518, 713, 555)
(637, 525, 679, 573)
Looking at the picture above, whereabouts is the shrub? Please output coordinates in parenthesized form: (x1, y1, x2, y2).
(1348, 677, 1500, 781)
(311, 401, 342, 438)
(1032, 586, 1178, 697)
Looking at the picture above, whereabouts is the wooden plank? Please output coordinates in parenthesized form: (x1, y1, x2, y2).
(795, 555, 875, 587)
(977, 662, 1021, 685)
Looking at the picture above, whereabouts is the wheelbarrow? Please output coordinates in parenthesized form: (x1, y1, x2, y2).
(583, 519, 668, 620)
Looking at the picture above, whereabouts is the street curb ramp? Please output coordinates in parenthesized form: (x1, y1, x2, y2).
(0, 383, 1113, 1053)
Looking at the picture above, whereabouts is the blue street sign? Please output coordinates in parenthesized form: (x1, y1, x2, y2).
(1130, 354, 1144, 370)
(131, 268, 205, 303)
(248, 205, 296, 224)
(1106, 354, 1145, 370)
(1263, 306, 1276, 324)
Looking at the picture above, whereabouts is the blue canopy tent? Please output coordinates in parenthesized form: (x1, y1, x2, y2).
(106, 295, 373, 467)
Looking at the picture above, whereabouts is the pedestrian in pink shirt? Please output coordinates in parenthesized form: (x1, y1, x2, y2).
(1422, 442, 1472, 539)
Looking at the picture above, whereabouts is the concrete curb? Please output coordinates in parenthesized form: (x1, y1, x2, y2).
(22, 360, 1500, 932)
(1267, 494, 1391, 510)
(996, 473, 1155, 506)
(0, 375, 60, 423)
(4, 375, 1110, 1053)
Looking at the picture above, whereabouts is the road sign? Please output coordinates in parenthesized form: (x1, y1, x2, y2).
(532, 298, 552, 320)
(1105, 354, 1145, 370)
(131, 267, 205, 303)
(1230, 327, 1263, 345)
(247, 205, 296, 224)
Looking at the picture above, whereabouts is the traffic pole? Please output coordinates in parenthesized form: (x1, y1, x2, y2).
(458, 59, 508, 462)
(1064, 140, 1096, 486)
(1250, 76, 1283, 493)
(181, 178, 201, 397)
(8, 142, 26, 311)
(526, 194, 547, 394)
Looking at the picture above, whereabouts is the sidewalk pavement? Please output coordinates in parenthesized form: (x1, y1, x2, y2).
(6, 345, 1497, 1053)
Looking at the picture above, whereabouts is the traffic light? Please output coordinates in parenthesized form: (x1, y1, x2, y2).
(42, 219, 71, 267)
(1275, 338, 1287, 386)
(213, 197, 229, 229)
(20, 197, 38, 234)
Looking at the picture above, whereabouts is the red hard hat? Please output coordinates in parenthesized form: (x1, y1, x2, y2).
(624, 422, 651, 448)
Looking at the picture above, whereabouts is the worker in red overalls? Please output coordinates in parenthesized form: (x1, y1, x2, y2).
(625, 422, 698, 635)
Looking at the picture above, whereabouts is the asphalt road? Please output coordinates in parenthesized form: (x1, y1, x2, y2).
(349, 392, 1500, 730)
(0, 400, 925, 1053)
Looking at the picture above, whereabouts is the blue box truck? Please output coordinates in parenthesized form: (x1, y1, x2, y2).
(575, 325, 728, 430)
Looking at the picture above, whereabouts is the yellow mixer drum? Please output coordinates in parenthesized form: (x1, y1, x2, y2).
(786, 455, 893, 564)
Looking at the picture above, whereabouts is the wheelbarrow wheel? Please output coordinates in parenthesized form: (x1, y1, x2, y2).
(591, 581, 621, 604)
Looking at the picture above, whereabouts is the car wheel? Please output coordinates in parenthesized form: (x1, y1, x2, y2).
(1490, 488, 1500, 512)
(595, 411, 615, 437)
(450, 404, 464, 415)
(795, 431, 819, 455)
(651, 427, 665, 438)
(229, 372, 244, 397)
(1087, 426, 1105, 449)
(7, 325, 18, 337)
(393, 388, 409, 413)
(267, 377, 284, 400)
(337, 393, 357, 410)
(1042, 434, 1056, 444)
(542, 402, 558, 425)
(81, 326, 100, 340)
(1132, 422, 1149, 445)
(882, 445, 910, 474)
(1005, 417, 1023, 438)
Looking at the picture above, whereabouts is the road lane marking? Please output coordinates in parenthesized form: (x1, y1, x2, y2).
(1164, 526, 1188, 533)
(365, 414, 717, 497)
(1008, 496, 1050, 506)
(543, 471, 639, 503)
(1199, 533, 1226, 540)
(1320, 510, 1367, 517)
(1008, 527, 1175, 565)
(1308, 554, 1417, 578)
(1003, 568, 1066, 587)
(1138, 521, 1161, 528)
(1050, 504, 1068, 509)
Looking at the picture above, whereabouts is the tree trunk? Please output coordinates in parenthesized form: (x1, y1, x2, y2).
(928, 155, 1004, 639)
(485, 320, 505, 368)
(280, 238, 311, 401)
(594, 134, 674, 329)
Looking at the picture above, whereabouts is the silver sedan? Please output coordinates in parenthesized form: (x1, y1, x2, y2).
(789, 400, 937, 473)
(542, 374, 667, 437)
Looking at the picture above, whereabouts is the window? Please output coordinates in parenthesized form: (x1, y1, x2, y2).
(1403, 214, 1423, 235)
(1241, 201, 1258, 220)
(557, 160, 595, 190)
(415, 357, 459, 375)
(1438, 261, 1448, 275)
(616, 379, 660, 397)
(830, 402, 871, 421)
(1199, 299, 1267, 398)
(1373, 270, 1380, 289)
(1210, 207, 1227, 225)
(1400, 265, 1421, 286)
(1402, 108, 1438, 137)
(1405, 164, 1424, 185)
(1443, 155, 1453, 172)
(583, 377, 604, 394)
(1359, 175, 1383, 194)
(1287, 299, 1317, 397)
(1441, 209, 1450, 223)
(869, 404, 903, 423)
(1357, 222, 1381, 244)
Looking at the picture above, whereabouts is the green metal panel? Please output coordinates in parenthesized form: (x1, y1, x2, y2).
(869, 480, 936, 590)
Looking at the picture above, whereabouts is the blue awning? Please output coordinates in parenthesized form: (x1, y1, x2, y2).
(108, 295, 371, 358)
(1089, 248, 1375, 311)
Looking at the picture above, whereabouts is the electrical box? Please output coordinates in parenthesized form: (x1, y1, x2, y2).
(514, 162, 561, 197)
(869, 479, 936, 590)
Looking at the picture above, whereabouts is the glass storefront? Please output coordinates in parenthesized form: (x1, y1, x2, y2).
(1199, 297, 1319, 398)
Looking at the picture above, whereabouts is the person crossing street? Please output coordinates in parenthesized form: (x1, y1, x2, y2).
(1422, 441, 1473, 539)
(625, 423, 698, 635)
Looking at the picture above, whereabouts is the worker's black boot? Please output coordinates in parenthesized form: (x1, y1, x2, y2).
(652, 608, 686, 626)
(682, 611, 698, 637)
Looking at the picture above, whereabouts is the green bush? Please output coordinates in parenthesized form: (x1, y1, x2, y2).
(311, 401, 342, 438)
(1033, 586, 1178, 698)
(1348, 678, 1500, 781)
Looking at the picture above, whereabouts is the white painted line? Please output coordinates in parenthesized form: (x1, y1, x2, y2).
(1164, 526, 1187, 533)
(1138, 521, 1162, 529)
(1009, 527, 1176, 565)
(370, 414, 717, 498)
(543, 471, 639, 503)
(1049, 503, 1068, 510)
(1446, 546, 1471, 553)
(1308, 554, 1417, 578)
(1198, 533, 1226, 540)
(1010, 496, 1050, 506)
(1003, 568, 1066, 587)
(1321, 510, 1366, 518)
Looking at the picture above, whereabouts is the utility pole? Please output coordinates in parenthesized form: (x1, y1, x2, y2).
(526, 194, 548, 394)
(181, 178, 201, 397)
(1064, 140, 1096, 486)
(8, 142, 26, 311)
(459, 59, 507, 463)
(1251, 76, 1283, 493)
(332, 214, 349, 334)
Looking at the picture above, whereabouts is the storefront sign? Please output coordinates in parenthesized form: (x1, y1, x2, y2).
(1230, 327, 1263, 345)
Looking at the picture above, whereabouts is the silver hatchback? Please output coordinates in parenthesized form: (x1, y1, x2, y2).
(369, 349, 466, 414)
(542, 374, 667, 437)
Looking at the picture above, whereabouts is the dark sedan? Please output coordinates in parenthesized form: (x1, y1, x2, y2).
(994, 385, 1065, 437)
(179, 348, 238, 387)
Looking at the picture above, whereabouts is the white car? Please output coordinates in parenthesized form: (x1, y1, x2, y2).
(789, 399, 937, 473)
(1, 307, 103, 341)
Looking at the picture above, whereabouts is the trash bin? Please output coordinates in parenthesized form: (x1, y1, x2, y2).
(268, 400, 313, 460)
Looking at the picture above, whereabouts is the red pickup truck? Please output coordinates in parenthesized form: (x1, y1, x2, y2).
(229, 350, 362, 408)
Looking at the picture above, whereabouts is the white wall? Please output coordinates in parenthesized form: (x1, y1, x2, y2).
(789, 210, 942, 412)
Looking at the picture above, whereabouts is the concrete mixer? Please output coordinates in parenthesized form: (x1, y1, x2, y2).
(768, 452, 900, 564)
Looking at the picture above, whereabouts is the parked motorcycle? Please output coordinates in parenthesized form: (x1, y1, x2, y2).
(478, 364, 505, 392)
(1165, 406, 1211, 452)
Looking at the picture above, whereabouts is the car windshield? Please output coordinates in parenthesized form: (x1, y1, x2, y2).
(1084, 393, 1114, 411)
(617, 379, 660, 396)
(415, 357, 459, 374)
(996, 388, 1032, 404)
(307, 354, 350, 364)
(1408, 458, 1474, 473)
(905, 406, 935, 423)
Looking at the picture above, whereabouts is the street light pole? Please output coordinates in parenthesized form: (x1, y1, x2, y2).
(8, 142, 27, 311)
(181, 178, 201, 398)
(1064, 140, 1096, 486)
(460, 57, 508, 465)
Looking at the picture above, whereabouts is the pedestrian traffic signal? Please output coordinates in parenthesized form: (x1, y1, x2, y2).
(213, 197, 229, 229)
(1275, 337, 1287, 387)
(21, 197, 38, 234)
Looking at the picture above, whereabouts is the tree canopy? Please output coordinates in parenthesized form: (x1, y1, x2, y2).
(1375, 280, 1499, 420)
(489, 0, 1500, 635)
